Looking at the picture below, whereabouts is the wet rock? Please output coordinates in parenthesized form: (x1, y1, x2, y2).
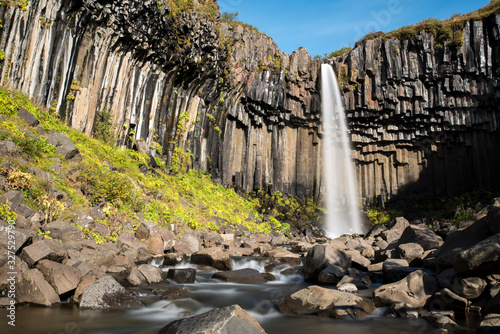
(277, 285, 375, 318)
(373, 270, 438, 308)
(433, 316, 461, 331)
(302, 244, 351, 281)
(167, 268, 196, 284)
(155, 286, 189, 300)
(263, 248, 301, 268)
(137, 264, 162, 284)
(46, 132, 82, 162)
(164, 252, 188, 266)
(454, 233, 500, 276)
(212, 268, 268, 284)
(158, 304, 267, 334)
(16, 269, 60, 306)
(383, 259, 415, 283)
(337, 283, 358, 293)
(451, 277, 487, 300)
(79, 275, 142, 309)
(18, 107, 39, 126)
(477, 314, 500, 334)
(36, 260, 82, 295)
(398, 224, 443, 251)
(385, 302, 418, 318)
(191, 247, 232, 270)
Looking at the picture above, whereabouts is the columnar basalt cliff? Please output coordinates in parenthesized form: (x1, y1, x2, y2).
(1, 0, 499, 204)
(330, 15, 500, 203)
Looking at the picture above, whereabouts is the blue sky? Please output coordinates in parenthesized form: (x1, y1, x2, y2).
(218, 0, 491, 57)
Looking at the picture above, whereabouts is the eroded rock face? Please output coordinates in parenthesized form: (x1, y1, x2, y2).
(158, 304, 267, 334)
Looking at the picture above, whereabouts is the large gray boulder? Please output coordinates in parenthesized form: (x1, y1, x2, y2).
(36, 260, 82, 295)
(302, 244, 351, 281)
(158, 305, 267, 334)
(79, 275, 142, 309)
(46, 131, 82, 162)
(276, 285, 375, 319)
(454, 233, 500, 276)
(16, 269, 60, 306)
(18, 107, 39, 126)
(373, 270, 438, 308)
(398, 224, 443, 251)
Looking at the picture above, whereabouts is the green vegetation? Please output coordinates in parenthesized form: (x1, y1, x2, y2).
(314, 45, 353, 61)
(163, 0, 218, 20)
(0, 87, 290, 239)
(220, 11, 265, 35)
(92, 107, 115, 145)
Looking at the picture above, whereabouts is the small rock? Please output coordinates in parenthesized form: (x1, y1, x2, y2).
(338, 283, 358, 292)
(167, 268, 196, 284)
(451, 276, 487, 300)
(46, 131, 82, 162)
(155, 286, 189, 300)
(433, 316, 461, 331)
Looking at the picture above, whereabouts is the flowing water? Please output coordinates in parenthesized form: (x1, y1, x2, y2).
(0, 258, 427, 334)
(321, 64, 363, 238)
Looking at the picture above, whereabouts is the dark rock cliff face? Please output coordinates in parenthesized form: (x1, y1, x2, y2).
(330, 16, 500, 203)
(1, 0, 499, 203)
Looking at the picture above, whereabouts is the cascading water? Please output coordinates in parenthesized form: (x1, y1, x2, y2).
(321, 64, 363, 238)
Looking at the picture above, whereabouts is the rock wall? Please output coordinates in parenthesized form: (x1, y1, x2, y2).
(1, 0, 500, 204)
(330, 15, 500, 204)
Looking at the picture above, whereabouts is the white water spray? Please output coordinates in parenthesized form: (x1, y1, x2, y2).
(321, 64, 363, 238)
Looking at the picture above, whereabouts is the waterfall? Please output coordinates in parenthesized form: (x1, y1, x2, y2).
(321, 64, 363, 238)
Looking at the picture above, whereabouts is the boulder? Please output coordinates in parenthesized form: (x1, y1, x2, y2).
(302, 244, 351, 281)
(317, 263, 346, 284)
(344, 249, 371, 271)
(433, 316, 461, 331)
(337, 283, 358, 293)
(454, 233, 500, 276)
(20, 241, 61, 267)
(36, 260, 82, 295)
(0, 224, 31, 253)
(0, 256, 28, 287)
(451, 277, 487, 300)
(381, 217, 410, 244)
(167, 268, 196, 284)
(0, 190, 24, 210)
(117, 231, 149, 250)
(429, 288, 469, 312)
(127, 266, 146, 286)
(397, 243, 424, 265)
(398, 224, 443, 251)
(263, 248, 301, 269)
(45, 220, 84, 242)
(158, 305, 267, 334)
(135, 220, 161, 240)
(212, 268, 268, 284)
(191, 247, 232, 270)
(46, 132, 82, 162)
(478, 314, 500, 334)
(79, 275, 142, 309)
(148, 234, 165, 254)
(164, 252, 188, 266)
(435, 218, 491, 270)
(276, 285, 375, 319)
(383, 259, 415, 283)
(181, 233, 200, 253)
(16, 269, 60, 306)
(137, 264, 162, 284)
(18, 107, 39, 126)
(0, 141, 19, 155)
(345, 238, 371, 252)
(437, 268, 457, 290)
(373, 270, 438, 308)
(485, 291, 500, 315)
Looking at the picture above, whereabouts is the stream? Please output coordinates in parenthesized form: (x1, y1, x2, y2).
(1, 258, 429, 334)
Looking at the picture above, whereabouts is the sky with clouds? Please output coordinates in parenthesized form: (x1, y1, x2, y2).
(218, 0, 491, 57)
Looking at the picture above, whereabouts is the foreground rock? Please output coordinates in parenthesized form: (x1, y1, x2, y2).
(277, 285, 375, 319)
(16, 269, 60, 306)
(212, 269, 269, 284)
(191, 247, 232, 270)
(79, 275, 142, 309)
(477, 314, 500, 334)
(454, 233, 500, 276)
(373, 270, 438, 308)
(158, 304, 267, 334)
